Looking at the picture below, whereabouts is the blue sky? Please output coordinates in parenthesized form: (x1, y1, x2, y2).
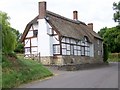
(0, 0, 119, 33)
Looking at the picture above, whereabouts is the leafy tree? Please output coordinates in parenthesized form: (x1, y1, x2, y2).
(113, 1, 120, 24)
(104, 26, 120, 53)
(11, 28, 24, 53)
(98, 26, 120, 53)
(0, 11, 17, 54)
(98, 27, 107, 38)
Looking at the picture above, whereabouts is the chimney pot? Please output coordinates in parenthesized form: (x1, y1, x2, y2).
(73, 11, 78, 20)
(88, 23, 93, 30)
(38, 1, 46, 19)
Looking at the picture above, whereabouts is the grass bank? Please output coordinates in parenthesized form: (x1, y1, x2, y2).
(2, 54, 53, 88)
(108, 53, 120, 62)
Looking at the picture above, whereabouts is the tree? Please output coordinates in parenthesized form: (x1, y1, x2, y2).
(98, 27, 107, 38)
(0, 11, 17, 54)
(104, 26, 120, 53)
(11, 28, 24, 53)
(98, 26, 120, 53)
(113, 1, 120, 24)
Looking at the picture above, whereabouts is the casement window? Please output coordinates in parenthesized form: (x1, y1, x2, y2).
(25, 47, 30, 53)
(74, 45, 77, 55)
(62, 43, 66, 55)
(54, 36, 91, 57)
(53, 44, 60, 54)
(77, 46, 81, 55)
(33, 30, 38, 37)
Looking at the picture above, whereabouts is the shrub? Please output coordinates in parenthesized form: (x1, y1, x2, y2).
(103, 43, 108, 63)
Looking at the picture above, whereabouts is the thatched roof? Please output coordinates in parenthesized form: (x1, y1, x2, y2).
(20, 10, 102, 42)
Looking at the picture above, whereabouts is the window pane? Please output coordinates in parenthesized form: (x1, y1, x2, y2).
(53, 45, 60, 54)
(66, 38, 70, 43)
(77, 46, 81, 50)
(85, 51, 88, 56)
(85, 47, 88, 51)
(62, 43, 66, 48)
(62, 49, 66, 55)
(78, 51, 81, 55)
(25, 48, 30, 53)
(74, 45, 77, 49)
(67, 50, 70, 55)
(67, 44, 70, 50)
(74, 50, 77, 55)
(62, 38, 65, 42)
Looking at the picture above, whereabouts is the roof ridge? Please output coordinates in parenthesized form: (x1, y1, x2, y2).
(46, 10, 86, 25)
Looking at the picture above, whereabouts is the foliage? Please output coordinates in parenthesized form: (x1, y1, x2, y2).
(103, 43, 108, 63)
(2, 54, 53, 88)
(98, 26, 120, 53)
(14, 42, 24, 53)
(113, 1, 120, 24)
(98, 27, 107, 38)
(0, 11, 17, 54)
(108, 53, 120, 62)
(104, 26, 120, 52)
(10, 27, 24, 53)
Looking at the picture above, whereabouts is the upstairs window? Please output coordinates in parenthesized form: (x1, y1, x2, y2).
(33, 30, 38, 37)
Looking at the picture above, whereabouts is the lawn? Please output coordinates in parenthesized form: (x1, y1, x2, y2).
(2, 54, 53, 88)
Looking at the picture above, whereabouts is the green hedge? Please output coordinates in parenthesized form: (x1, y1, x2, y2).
(108, 53, 120, 62)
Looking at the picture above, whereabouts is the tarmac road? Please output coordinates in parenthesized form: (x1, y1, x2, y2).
(18, 62, 119, 88)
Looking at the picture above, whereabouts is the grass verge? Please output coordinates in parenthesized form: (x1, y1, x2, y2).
(2, 54, 53, 88)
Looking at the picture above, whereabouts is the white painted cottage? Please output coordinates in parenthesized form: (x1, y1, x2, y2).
(21, 1, 103, 66)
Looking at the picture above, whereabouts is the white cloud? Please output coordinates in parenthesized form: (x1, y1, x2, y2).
(0, 0, 119, 33)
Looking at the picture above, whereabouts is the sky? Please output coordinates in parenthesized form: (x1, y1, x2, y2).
(0, 0, 119, 33)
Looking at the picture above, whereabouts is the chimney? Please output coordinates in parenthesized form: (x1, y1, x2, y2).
(73, 11, 78, 20)
(38, 1, 46, 19)
(87, 23, 93, 30)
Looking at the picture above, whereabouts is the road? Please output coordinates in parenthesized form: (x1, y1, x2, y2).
(19, 62, 119, 88)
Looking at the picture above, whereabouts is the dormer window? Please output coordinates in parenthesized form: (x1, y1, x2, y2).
(33, 30, 38, 37)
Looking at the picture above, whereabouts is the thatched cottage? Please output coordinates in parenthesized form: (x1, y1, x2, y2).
(21, 1, 103, 66)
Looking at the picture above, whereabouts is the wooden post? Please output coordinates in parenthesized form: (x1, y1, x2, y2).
(39, 52, 41, 63)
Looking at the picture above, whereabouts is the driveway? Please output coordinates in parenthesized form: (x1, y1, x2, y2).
(18, 62, 119, 88)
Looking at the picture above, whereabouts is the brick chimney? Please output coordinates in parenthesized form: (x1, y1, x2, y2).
(38, 1, 46, 19)
(73, 11, 78, 20)
(87, 23, 93, 30)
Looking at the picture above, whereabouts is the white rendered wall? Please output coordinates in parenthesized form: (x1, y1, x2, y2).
(38, 19, 53, 56)
(33, 23, 38, 30)
(25, 39, 30, 47)
(53, 35, 59, 44)
(31, 38, 38, 46)
(26, 31, 33, 38)
(31, 47, 38, 54)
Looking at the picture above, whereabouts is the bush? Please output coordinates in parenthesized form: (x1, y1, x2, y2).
(108, 53, 120, 62)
